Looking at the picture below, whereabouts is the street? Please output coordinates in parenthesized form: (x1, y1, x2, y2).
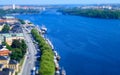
(20, 27, 37, 75)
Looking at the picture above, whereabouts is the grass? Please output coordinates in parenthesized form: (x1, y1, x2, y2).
(15, 72, 18, 75)
(19, 56, 25, 66)
(17, 56, 25, 73)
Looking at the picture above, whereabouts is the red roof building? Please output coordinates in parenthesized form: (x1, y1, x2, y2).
(0, 19, 6, 23)
(0, 46, 11, 56)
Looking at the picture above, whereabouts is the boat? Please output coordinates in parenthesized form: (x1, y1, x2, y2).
(35, 25, 41, 33)
(46, 38, 54, 49)
(41, 25, 47, 33)
(61, 67, 66, 75)
(54, 58, 60, 71)
(55, 70, 60, 75)
(54, 51, 60, 61)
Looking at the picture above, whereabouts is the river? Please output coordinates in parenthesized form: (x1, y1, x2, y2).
(15, 10, 120, 75)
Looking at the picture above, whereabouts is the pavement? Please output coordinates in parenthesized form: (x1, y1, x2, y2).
(19, 27, 37, 75)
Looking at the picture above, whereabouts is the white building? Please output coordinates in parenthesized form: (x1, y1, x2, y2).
(12, 4, 15, 10)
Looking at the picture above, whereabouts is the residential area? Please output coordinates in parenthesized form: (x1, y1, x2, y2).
(0, 16, 26, 75)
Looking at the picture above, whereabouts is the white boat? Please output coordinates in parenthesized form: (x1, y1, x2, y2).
(61, 67, 66, 75)
(54, 51, 60, 61)
(41, 25, 47, 31)
(33, 67, 36, 71)
(55, 70, 60, 75)
(46, 38, 54, 49)
(36, 25, 41, 33)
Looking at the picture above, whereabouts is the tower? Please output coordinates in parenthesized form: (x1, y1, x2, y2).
(12, 4, 15, 9)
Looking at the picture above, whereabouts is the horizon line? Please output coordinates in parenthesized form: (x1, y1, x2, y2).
(0, 3, 120, 6)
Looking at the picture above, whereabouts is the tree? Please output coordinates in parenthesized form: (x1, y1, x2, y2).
(31, 29, 55, 75)
(19, 19, 25, 24)
(21, 40, 27, 55)
(2, 42, 12, 50)
(11, 39, 21, 48)
(10, 39, 27, 61)
(10, 48, 23, 61)
(60, 8, 120, 19)
(2, 41, 6, 46)
(1, 24, 10, 33)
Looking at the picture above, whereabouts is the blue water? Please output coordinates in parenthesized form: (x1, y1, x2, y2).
(15, 11, 120, 75)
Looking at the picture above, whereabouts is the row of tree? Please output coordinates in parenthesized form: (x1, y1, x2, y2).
(31, 29, 55, 75)
(59, 8, 120, 19)
(3, 39, 27, 61)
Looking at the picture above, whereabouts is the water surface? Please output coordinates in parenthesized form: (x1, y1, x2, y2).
(15, 11, 120, 75)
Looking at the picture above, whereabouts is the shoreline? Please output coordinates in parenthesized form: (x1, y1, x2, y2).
(24, 20, 66, 75)
(34, 23, 66, 75)
(59, 8, 120, 19)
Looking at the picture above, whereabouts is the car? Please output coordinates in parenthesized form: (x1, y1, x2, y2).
(31, 70, 35, 75)
(31, 67, 36, 75)
(27, 56, 29, 59)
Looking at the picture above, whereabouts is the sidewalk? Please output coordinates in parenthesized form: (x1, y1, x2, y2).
(18, 52, 28, 75)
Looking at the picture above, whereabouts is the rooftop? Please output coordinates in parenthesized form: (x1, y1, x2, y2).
(9, 60, 18, 64)
(0, 56, 9, 60)
(0, 64, 3, 68)
(0, 68, 14, 75)
(3, 16, 15, 19)
(0, 71, 9, 75)
(0, 33, 24, 38)
(0, 19, 5, 23)
(0, 46, 9, 51)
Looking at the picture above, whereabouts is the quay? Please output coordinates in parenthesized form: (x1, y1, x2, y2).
(23, 19, 66, 75)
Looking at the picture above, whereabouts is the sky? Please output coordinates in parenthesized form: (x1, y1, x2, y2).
(0, 0, 120, 5)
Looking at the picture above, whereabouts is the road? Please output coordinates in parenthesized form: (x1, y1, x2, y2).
(20, 27, 37, 75)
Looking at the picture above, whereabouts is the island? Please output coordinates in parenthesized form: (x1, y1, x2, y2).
(59, 8, 120, 19)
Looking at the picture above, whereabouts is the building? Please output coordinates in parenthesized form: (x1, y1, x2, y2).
(9, 60, 19, 72)
(0, 23, 4, 31)
(12, 4, 15, 10)
(0, 69, 12, 75)
(0, 56, 10, 68)
(0, 56, 18, 75)
(11, 25, 23, 33)
(2, 16, 18, 24)
(0, 68, 15, 75)
(0, 64, 4, 71)
(0, 33, 24, 45)
(0, 19, 6, 31)
(0, 46, 19, 75)
(0, 46, 11, 56)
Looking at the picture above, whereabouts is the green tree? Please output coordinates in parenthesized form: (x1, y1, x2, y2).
(59, 8, 120, 19)
(10, 48, 22, 61)
(19, 19, 25, 24)
(10, 39, 27, 61)
(31, 29, 55, 75)
(11, 39, 21, 48)
(21, 40, 27, 55)
(1, 24, 10, 33)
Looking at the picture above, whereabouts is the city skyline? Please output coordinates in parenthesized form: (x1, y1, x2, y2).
(0, 0, 120, 5)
